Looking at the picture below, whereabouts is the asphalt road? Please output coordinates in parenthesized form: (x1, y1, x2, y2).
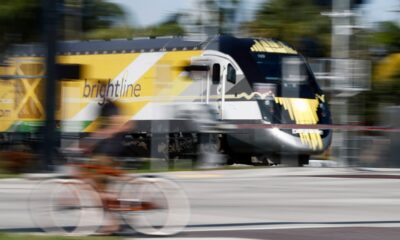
(1, 166, 400, 239)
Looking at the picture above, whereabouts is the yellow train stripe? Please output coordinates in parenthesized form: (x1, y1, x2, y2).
(275, 97, 323, 150)
(153, 51, 202, 98)
(58, 53, 141, 119)
(251, 40, 298, 54)
(13, 60, 45, 119)
(0, 80, 15, 131)
(83, 51, 202, 132)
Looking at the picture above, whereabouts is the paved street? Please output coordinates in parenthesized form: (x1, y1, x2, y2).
(1, 166, 400, 239)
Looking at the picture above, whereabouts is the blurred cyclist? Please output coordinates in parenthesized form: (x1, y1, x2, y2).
(79, 99, 131, 234)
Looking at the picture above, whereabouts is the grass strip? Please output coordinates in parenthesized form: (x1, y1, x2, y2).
(0, 233, 119, 240)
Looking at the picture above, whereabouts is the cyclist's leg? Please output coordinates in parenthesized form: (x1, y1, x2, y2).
(91, 155, 121, 234)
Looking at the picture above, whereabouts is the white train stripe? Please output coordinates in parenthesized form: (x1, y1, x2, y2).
(70, 52, 166, 121)
(223, 101, 262, 120)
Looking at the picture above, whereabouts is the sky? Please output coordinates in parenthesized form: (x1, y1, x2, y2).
(109, 0, 266, 27)
(360, 0, 399, 27)
(109, 0, 399, 28)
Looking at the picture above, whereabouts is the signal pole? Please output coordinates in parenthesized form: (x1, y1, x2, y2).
(42, 0, 59, 171)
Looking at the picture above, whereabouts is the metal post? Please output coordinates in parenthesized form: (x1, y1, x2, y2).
(325, 0, 352, 166)
(337, 0, 350, 166)
(42, 0, 59, 171)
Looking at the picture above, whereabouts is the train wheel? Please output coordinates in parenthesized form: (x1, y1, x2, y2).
(298, 155, 310, 166)
(197, 133, 225, 167)
(227, 154, 252, 165)
(253, 155, 274, 166)
(226, 156, 234, 165)
(266, 154, 281, 165)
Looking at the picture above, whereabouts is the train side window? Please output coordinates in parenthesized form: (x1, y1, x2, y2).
(227, 64, 236, 84)
(212, 64, 220, 84)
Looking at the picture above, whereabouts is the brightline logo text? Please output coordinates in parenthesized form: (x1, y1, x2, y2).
(83, 78, 142, 105)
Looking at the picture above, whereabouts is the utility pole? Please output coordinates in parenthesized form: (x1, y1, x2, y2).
(322, 0, 353, 166)
(42, 0, 59, 171)
(333, 0, 350, 166)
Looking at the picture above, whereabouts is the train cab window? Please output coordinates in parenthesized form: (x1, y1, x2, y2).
(252, 53, 311, 83)
(212, 64, 220, 84)
(227, 64, 236, 84)
(282, 57, 307, 82)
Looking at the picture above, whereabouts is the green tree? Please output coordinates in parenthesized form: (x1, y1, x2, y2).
(86, 13, 185, 40)
(362, 21, 400, 125)
(370, 21, 400, 54)
(244, 0, 331, 57)
(81, 0, 125, 31)
(0, 0, 41, 51)
(0, 0, 126, 52)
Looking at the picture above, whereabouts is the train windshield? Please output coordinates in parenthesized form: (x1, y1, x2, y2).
(252, 53, 312, 83)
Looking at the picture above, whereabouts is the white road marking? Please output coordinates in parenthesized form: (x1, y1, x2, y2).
(183, 222, 400, 232)
(129, 238, 259, 240)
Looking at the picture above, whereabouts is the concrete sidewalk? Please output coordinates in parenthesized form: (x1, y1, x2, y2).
(1, 166, 400, 185)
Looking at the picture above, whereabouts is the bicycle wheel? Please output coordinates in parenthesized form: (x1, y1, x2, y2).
(29, 179, 104, 236)
(119, 176, 190, 236)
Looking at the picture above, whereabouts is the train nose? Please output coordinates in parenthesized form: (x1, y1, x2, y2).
(267, 127, 331, 153)
(293, 129, 326, 151)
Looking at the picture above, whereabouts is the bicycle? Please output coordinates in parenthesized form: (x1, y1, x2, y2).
(29, 170, 191, 236)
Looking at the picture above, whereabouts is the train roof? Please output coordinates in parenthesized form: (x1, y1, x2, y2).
(5, 36, 297, 57)
(6, 37, 205, 56)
